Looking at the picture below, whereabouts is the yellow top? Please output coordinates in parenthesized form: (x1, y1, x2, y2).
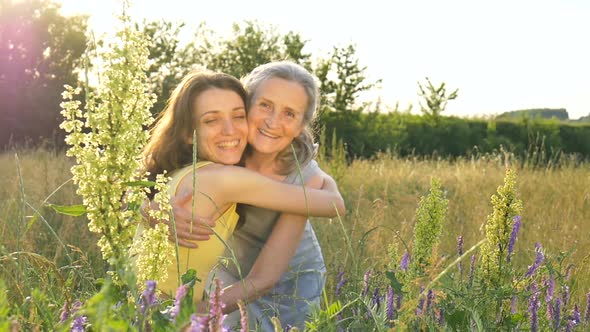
(158, 161, 239, 300)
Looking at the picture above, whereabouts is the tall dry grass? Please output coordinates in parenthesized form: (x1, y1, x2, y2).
(313, 152, 590, 306)
(1, 148, 589, 313)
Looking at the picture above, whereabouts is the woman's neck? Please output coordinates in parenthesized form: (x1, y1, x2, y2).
(245, 151, 282, 178)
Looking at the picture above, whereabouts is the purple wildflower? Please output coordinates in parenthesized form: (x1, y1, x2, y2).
(528, 283, 540, 332)
(237, 301, 248, 332)
(510, 296, 517, 314)
(59, 302, 70, 323)
(457, 236, 464, 276)
(400, 252, 410, 271)
(70, 315, 87, 332)
(208, 279, 227, 332)
(563, 285, 570, 309)
(554, 298, 562, 330)
(386, 287, 395, 322)
(507, 216, 521, 262)
(546, 276, 555, 302)
(187, 314, 208, 332)
(524, 243, 544, 278)
(573, 304, 581, 324)
(362, 270, 371, 297)
(586, 292, 590, 324)
(141, 280, 157, 313)
(565, 320, 575, 332)
(438, 308, 445, 326)
(372, 287, 381, 311)
(468, 254, 476, 287)
(60, 300, 83, 324)
(171, 284, 189, 322)
(335, 269, 347, 296)
(425, 289, 435, 314)
(416, 287, 425, 316)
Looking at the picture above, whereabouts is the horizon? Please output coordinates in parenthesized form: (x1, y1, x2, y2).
(59, 0, 590, 120)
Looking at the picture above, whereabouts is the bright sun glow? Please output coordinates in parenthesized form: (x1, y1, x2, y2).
(58, 0, 590, 119)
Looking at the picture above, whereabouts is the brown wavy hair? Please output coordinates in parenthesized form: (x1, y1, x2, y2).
(142, 70, 247, 181)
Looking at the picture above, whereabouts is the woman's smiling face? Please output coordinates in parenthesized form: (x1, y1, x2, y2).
(247, 77, 308, 157)
(191, 88, 248, 165)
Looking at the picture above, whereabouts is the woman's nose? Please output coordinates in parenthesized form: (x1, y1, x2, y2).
(264, 111, 278, 128)
(222, 118, 236, 134)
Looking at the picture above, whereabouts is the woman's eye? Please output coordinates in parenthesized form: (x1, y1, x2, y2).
(286, 111, 296, 118)
(203, 118, 217, 124)
(259, 102, 270, 110)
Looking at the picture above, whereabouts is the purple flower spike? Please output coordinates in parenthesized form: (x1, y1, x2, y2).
(362, 270, 371, 297)
(187, 313, 208, 332)
(416, 287, 425, 316)
(372, 288, 381, 311)
(335, 269, 347, 296)
(546, 276, 555, 302)
(141, 280, 157, 313)
(468, 254, 476, 287)
(585, 292, 590, 324)
(400, 252, 410, 271)
(524, 243, 544, 278)
(457, 236, 464, 276)
(554, 298, 562, 330)
(507, 216, 521, 262)
(59, 301, 70, 323)
(528, 283, 540, 332)
(563, 285, 570, 309)
(438, 308, 445, 326)
(425, 289, 435, 314)
(573, 304, 581, 324)
(386, 287, 395, 321)
(171, 284, 189, 321)
(70, 315, 87, 332)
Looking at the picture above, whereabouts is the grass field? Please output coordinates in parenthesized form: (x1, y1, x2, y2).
(1, 147, 589, 328)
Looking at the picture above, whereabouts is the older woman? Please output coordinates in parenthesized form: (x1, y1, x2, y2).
(176, 61, 342, 329)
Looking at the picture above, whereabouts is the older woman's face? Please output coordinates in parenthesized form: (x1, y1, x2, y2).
(247, 77, 307, 157)
(191, 88, 248, 165)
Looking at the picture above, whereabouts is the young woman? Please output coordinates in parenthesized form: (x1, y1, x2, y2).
(139, 69, 344, 299)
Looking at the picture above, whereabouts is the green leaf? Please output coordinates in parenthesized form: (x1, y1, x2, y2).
(385, 271, 404, 294)
(122, 180, 158, 187)
(48, 204, 87, 216)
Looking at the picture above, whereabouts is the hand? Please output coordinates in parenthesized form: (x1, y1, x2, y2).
(141, 194, 216, 248)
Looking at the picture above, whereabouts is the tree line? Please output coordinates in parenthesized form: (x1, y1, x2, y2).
(2, 0, 590, 162)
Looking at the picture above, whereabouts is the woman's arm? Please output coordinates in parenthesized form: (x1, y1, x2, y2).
(213, 165, 346, 217)
(216, 213, 307, 313)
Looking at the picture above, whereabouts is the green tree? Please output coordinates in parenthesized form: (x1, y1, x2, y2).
(188, 20, 311, 79)
(138, 19, 191, 115)
(315, 44, 380, 114)
(0, 0, 87, 147)
(417, 77, 458, 123)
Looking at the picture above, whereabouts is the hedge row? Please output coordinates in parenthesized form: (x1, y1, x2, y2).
(319, 111, 590, 160)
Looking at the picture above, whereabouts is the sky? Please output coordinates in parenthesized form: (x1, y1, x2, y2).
(59, 0, 590, 119)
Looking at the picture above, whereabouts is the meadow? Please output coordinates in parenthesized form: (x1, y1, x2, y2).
(1, 146, 589, 330)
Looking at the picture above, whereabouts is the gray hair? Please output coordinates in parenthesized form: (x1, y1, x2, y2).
(242, 61, 319, 174)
